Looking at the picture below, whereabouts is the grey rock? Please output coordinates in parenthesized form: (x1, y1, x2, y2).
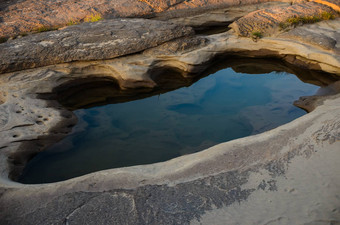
(66, 193, 138, 225)
(0, 18, 339, 184)
(166, 2, 290, 29)
(0, 4, 339, 225)
(0, 18, 194, 74)
(0, 0, 284, 38)
(278, 19, 340, 53)
(143, 36, 208, 56)
(0, 97, 339, 224)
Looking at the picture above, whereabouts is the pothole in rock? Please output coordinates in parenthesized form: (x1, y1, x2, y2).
(17, 57, 339, 184)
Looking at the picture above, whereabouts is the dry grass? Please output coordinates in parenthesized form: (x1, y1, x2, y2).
(66, 20, 78, 26)
(33, 25, 59, 33)
(0, 12, 104, 42)
(84, 13, 103, 23)
(279, 11, 336, 30)
(27, 14, 102, 34)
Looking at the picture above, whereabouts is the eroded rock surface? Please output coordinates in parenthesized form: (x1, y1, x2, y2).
(227, 18, 340, 74)
(0, 92, 339, 225)
(0, 0, 276, 38)
(0, 18, 193, 74)
(0, 16, 339, 184)
(167, 2, 290, 29)
(230, 1, 338, 37)
(0, 1, 339, 225)
(1, 1, 339, 75)
(278, 18, 340, 52)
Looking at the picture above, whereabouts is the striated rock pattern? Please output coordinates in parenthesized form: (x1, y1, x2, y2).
(0, 0, 275, 38)
(278, 18, 340, 53)
(0, 18, 193, 74)
(230, 1, 337, 37)
(166, 2, 291, 29)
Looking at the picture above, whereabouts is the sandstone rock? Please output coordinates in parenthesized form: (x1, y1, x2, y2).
(0, 0, 277, 38)
(293, 95, 329, 112)
(0, 16, 339, 182)
(294, 80, 340, 112)
(278, 18, 340, 53)
(0, 86, 339, 225)
(143, 36, 208, 56)
(0, 0, 153, 39)
(166, 2, 290, 30)
(0, 18, 194, 74)
(0, 2, 339, 224)
(310, 0, 340, 12)
(229, 1, 337, 37)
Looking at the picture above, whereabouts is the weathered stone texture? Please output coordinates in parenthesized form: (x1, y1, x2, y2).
(0, 0, 275, 38)
(278, 18, 340, 53)
(0, 1, 339, 225)
(0, 96, 339, 225)
(230, 1, 337, 37)
(0, 18, 193, 74)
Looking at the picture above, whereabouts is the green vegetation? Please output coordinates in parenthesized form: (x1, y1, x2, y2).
(287, 15, 320, 25)
(251, 30, 263, 40)
(279, 11, 335, 30)
(320, 11, 335, 20)
(84, 13, 103, 23)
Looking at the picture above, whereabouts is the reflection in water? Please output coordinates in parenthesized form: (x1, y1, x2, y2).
(19, 66, 319, 184)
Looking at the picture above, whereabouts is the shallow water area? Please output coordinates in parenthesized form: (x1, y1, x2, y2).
(19, 67, 319, 184)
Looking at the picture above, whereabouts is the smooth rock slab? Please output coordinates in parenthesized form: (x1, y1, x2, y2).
(0, 95, 339, 225)
(278, 18, 340, 52)
(0, 18, 193, 74)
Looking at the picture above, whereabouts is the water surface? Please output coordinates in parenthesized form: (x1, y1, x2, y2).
(19, 68, 318, 183)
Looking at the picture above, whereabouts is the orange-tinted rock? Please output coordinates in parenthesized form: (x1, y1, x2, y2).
(229, 1, 337, 37)
(0, 0, 274, 38)
(310, 0, 340, 12)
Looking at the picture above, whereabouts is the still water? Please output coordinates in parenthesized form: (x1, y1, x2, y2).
(19, 68, 319, 183)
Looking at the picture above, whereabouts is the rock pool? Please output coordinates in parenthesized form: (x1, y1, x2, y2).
(19, 66, 318, 183)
